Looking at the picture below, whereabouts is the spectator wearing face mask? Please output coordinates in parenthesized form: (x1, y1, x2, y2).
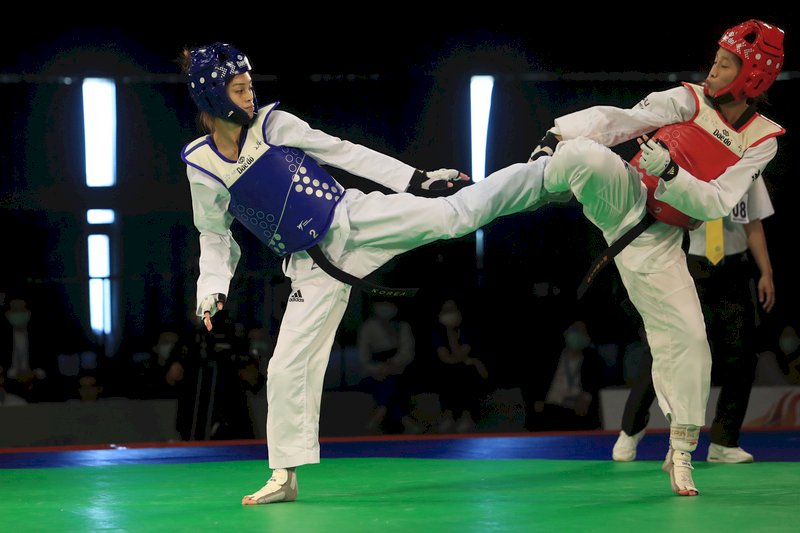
(1, 297, 49, 402)
(526, 319, 605, 432)
(129, 329, 189, 400)
(356, 298, 422, 434)
(777, 325, 800, 385)
(430, 298, 490, 434)
(752, 325, 796, 386)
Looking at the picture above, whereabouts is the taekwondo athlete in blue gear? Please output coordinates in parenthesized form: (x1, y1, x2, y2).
(180, 42, 565, 505)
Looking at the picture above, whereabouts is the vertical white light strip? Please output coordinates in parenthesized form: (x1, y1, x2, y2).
(470, 75, 494, 269)
(83, 78, 117, 344)
(86, 209, 116, 224)
(102, 279, 111, 335)
(88, 234, 110, 278)
(469, 75, 494, 183)
(88, 234, 111, 334)
(89, 279, 111, 335)
(82, 78, 117, 187)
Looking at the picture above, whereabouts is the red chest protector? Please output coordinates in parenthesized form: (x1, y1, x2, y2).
(632, 83, 784, 229)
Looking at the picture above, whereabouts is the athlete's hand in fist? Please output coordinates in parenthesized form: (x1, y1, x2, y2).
(199, 293, 226, 331)
(638, 136, 679, 181)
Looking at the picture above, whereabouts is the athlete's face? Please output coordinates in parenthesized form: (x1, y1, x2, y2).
(227, 72, 255, 118)
(704, 48, 741, 97)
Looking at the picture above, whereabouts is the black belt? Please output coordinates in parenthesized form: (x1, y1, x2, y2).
(306, 244, 418, 298)
(577, 213, 657, 299)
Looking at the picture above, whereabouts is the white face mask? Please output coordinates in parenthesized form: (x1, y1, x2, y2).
(6, 311, 31, 328)
(439, 311, 461, 327)
(373, 303, 398, 321)
(156, 343, 175, 359)
(250, 340, 269, 355)
(779, 335, 800, 354)
(565, 332, 590, 350)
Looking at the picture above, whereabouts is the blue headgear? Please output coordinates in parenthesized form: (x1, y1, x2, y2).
(187, 42, 257, 126)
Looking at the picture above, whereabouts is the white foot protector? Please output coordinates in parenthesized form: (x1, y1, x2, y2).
(662, 448, 699, 496)
(242, 468, 298, 505)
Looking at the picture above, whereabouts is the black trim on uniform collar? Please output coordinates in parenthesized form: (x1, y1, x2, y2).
(732, 105, 757, 130)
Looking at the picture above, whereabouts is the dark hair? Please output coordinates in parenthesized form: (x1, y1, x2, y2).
(179, 46, 217, 134)
(179, 47, 192, 75)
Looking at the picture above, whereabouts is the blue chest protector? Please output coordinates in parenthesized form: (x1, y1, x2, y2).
(182, 103, 343, 256)
(183, 103, 418, 298)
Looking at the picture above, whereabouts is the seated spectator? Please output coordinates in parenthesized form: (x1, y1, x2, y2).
(1, 297, 52, 402)
(779, 325, 800, 385)
(0, 364, 27, 406)
(622, 325, 651, 387)
(751, 323, 797, 386)
(430, 298, 490, 434)
(128, 329, 191, 400)
(527, 319, 605, 431)
(357, 298, 422, 434)
(754, 351, 791, 386)
(76, 373, 104, 402)
(247, 326, 273, 379)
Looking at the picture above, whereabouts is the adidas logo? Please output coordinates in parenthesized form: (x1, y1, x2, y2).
(288, 290, 304, 303)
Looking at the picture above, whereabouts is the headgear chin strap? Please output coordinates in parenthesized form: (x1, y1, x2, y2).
(187, 42, 257, 126)
(706, 19, 784, 106)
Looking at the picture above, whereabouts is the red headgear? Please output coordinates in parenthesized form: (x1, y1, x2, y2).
(708, 19, 785, 104)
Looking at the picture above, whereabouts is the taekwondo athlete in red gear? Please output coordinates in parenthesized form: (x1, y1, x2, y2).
(529, 19, 785, 496)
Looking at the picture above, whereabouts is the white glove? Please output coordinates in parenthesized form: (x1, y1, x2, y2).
(427, 168, 462, 182)
(638, 138, 676, 179)
(199, 293, 226, 321)
(528, 130, 560, 162)
(199, 293, 226, 331)
(410, 168, 467, 191)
